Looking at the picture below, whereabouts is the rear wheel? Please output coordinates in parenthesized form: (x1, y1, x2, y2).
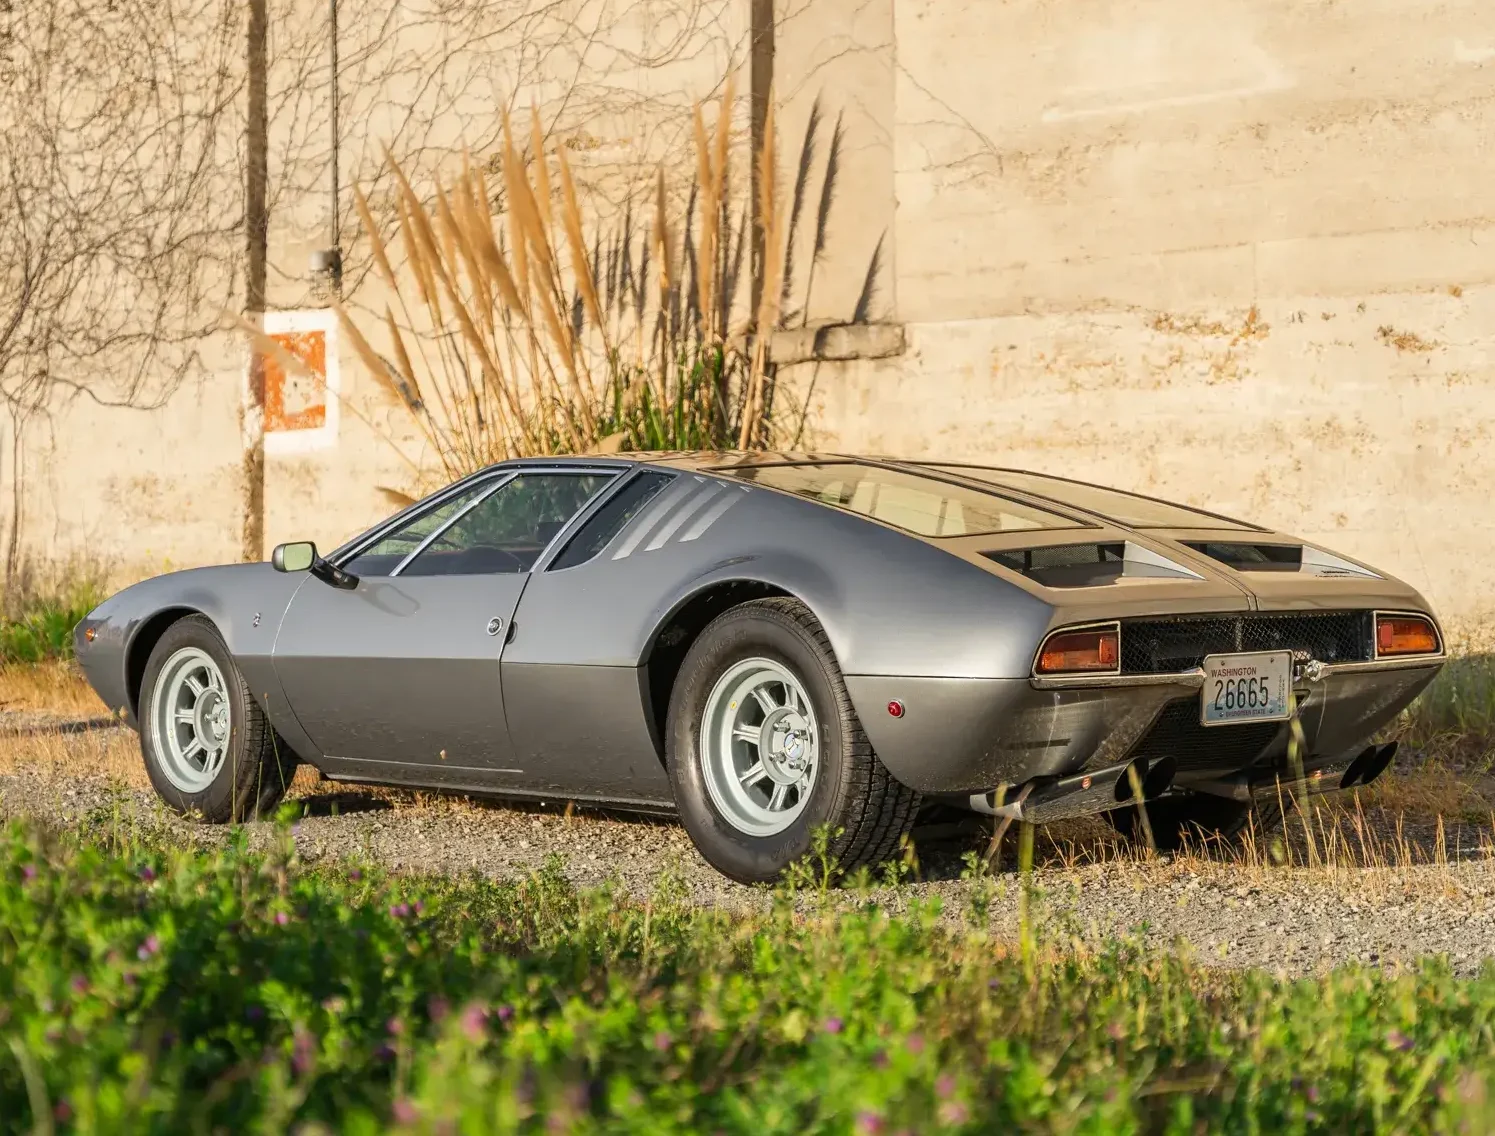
(139, 614, 298, 821)
(666, 598, 921, 883)
(1106, 792, 1283, 854)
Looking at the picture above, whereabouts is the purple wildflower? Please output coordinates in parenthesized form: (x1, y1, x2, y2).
(870, 1049, 889, 1070)
(497, 1004, 514, 1024)
(70, 975, 88, 996)
(823, 1017, 844, 1035)
(137, 934, 160, 961)
(653, 1030, 671, 1053)
(139, 865, 155, 882)
(1306, 1085, 1321, 1104)
(348, 868, 362, 881)
(414, 900, 425, 915)
(855, 1112, 883, 1134)
(388, 1017, 406, 1037)
(1387, 1029, 1415, 1053)
(374, 1043, 396, 1062)
(460, 1004, 488, 1042)
(906, 1033, 925, 1056)
(274, 911, 290, 926)
(21, 864, 35, 881)
(936, 1074, 956, 1099)
(390, 902, 410, 919)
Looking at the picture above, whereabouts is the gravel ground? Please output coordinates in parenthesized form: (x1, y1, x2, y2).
(5, 725, 1495, 978)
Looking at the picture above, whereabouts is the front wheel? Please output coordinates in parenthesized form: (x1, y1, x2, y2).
(139, 614, 298, 821)
(666, 598, 921, 884)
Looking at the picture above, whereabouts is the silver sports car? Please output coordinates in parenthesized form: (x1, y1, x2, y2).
(75, 453, 1446, 881)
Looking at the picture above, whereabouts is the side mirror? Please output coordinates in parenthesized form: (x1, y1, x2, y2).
(271, 540, 359, 590)
(272, 541, 317, 573)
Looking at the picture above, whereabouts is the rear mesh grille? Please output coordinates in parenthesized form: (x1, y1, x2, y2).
(1127, 698, 1283, 773)
(1120, 611, 1372, 674)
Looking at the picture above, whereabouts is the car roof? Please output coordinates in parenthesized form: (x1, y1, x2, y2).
(476, 452, 1260, 532)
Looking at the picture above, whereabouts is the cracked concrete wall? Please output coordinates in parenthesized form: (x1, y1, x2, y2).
(785, 0, 1495, 639)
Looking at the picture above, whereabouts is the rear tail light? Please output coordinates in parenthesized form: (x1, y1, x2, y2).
(1375, 613, 1440, 658)
(1037, 626, 1120, 674)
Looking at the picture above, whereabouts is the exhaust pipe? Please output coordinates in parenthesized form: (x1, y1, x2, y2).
(969, 755, 1178, 824)
(1340, 741, 1398, 789)
(1182, 741, 1401, 801)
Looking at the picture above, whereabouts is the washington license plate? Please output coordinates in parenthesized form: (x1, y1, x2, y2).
(1201, 651, 1291, 726)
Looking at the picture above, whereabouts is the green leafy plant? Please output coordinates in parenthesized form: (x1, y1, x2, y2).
(5, 816, 1495, 1132)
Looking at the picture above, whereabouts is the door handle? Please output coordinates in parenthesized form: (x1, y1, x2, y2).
(486, 616, 504, 636)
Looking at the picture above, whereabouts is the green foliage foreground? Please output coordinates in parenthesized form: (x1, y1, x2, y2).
(3, 819, 1495, 1134)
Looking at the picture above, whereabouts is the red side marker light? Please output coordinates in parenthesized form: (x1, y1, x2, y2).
(887, 700, 905, 718)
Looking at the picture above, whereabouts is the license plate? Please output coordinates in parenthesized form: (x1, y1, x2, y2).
(1201, 651, 1292, 726)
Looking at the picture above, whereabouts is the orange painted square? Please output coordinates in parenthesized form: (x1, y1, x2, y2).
(265, 330, 328, 432)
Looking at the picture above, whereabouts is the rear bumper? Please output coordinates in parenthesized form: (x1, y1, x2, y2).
(847, 658, 1442, 796)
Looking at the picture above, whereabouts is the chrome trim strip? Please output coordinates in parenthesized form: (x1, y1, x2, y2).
(1321, 656, 1446, 676)
(1031, 669, 1206, 691)
(1031, 653, 1446, 690)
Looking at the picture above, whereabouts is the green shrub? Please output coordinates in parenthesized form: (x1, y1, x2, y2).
(0, 596, 99, 664)
(3, 817, 1495, 1132)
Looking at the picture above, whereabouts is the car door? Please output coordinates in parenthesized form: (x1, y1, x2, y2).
(271, 468, 618, 782)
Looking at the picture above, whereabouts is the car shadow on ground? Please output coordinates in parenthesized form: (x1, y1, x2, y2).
(284, 791, 395, 818)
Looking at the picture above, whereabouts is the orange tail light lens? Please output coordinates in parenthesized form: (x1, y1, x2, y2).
(1376, 615, 1439, 657)
(1037, 628, 1120, 674)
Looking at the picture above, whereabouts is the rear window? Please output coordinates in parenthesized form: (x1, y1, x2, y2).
(723, 462, 1085, 537)
(924, 466, 1257, 530)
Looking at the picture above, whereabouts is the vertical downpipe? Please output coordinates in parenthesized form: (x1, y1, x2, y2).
(328, 0, 341, 292)
(242, 0, 269, 563)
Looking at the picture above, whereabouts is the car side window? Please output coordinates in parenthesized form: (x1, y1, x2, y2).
(399, 472, 615, 577)
(340, 482, 496, 577)
(549, 471, 674, 570)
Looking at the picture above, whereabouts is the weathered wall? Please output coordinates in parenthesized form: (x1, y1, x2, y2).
(782, 0, 1495, 639)
(1, 0, 750, 584)
(8, 0, 1495, 639)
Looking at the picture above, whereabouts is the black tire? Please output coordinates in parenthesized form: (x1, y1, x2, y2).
(665, 597, 921, 884)
(138, 614, 298, 822)
(1106, 792, 1284, 854)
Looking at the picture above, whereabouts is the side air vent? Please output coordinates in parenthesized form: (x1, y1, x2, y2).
(1182, 542, 1381, 579)
(984, 541, 1203, 589)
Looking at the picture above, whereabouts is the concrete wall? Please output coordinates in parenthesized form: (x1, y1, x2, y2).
(779, 0, 1495, 640)
(7, 0, 1495, 640)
